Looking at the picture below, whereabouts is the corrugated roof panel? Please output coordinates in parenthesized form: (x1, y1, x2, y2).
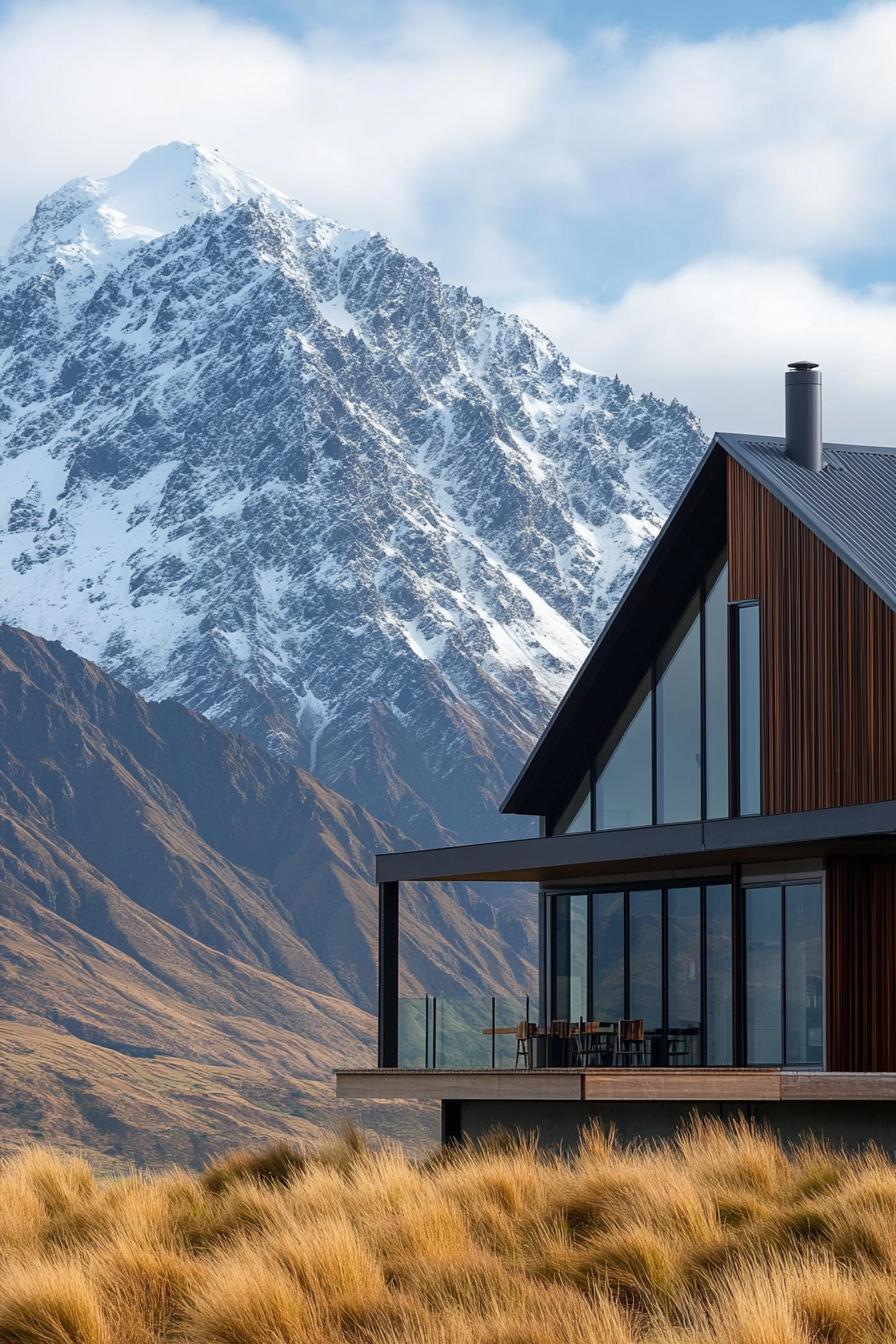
(718, 434, 896, 611)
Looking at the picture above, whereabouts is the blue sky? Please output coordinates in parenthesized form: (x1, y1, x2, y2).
(1, 0, 895, 441)
(205, 0, 849, 43)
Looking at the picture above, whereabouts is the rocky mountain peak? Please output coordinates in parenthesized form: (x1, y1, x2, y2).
(4, 142, 304, 299)
(0, 146, 707, 844)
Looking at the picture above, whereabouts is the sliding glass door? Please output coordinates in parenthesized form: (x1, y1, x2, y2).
(744, 881, 823, 1067)
(551, 879, 822, 1067)
(552, 883, 733, 1066)
(667, 887, 701, 1067)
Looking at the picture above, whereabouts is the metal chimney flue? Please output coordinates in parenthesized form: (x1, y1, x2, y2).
(785, 361, 823, 471)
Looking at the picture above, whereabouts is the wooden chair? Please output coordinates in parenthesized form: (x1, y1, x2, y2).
(514, 1020, 536, 1070)
(574, 1021, 616, 1067)
(614, 1018, 647, 1067)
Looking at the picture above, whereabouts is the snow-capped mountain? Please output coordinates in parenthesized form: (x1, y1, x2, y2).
(0, 143, 705, 842)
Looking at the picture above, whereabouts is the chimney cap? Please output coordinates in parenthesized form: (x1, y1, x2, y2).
(787, 360, 819, 372)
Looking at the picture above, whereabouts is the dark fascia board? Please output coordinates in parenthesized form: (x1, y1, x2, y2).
(376, 800, 896, 885)
(716, 432, 896, 616)
(500, 442, 726, 817)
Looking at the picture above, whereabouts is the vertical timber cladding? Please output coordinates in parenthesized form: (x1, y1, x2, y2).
(727, 457, 896, 813)
(827, 857, 896, 1071)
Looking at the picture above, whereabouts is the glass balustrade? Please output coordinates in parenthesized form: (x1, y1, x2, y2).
(397, 994, 538, 1068)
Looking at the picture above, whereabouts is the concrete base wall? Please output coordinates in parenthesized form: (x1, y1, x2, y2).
(452, 1099, 896, 1154)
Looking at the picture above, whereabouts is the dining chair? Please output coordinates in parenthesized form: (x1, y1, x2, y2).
(514, 1020, 536, 1070)
(574, 1020, 616, 1067)
(614, 1018, 648, 1067)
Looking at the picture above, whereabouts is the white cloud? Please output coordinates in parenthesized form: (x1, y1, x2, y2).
(7, 0, 896, 262)
(4, 0, 896, 441)
(561, 4, 896, 254)
(0, 0, 562, 244)
(521, 257, 896, 445)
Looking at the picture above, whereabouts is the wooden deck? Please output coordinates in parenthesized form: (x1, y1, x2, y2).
(335, 1068, 896, 1103)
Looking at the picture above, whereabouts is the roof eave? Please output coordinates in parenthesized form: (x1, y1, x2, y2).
(500, 439, 726, 816)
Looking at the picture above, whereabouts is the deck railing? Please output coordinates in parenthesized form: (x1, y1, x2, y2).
(397, 995, 537, 1069)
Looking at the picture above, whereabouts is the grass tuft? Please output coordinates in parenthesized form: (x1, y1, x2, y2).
(2, 1120, 896, 1343)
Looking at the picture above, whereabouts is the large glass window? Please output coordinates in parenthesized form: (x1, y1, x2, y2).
(553, 893, 588, 1022)
(744, 881, 823, 1066)
(785, 884, 824, 1067)
(667, 887, 701, 1065)
(705, 883, 733, 1064)
(745, 885, 783, 1065)
(595, 674, 652, 830)
(629, 889, 663, 1060)
(555, 772, 591, 835)
(592, 892, 624, 1023)
(704, 561, 730, 818)
(736, 603, 761, 815)
(552, 881, 733, 1067)
(549, 879, 821, 1069)
(554, 548, 736, 836)
(656, 595, 702, 824)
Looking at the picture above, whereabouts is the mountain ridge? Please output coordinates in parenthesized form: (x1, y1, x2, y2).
(0, 621, 535, 1163)
(0, 142, 706, 844)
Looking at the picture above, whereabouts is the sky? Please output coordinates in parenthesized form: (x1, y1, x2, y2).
(2, 0, 896, 442)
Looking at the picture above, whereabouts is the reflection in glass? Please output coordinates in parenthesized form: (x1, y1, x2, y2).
(656, 595, 701, 824)
(704, 561, 729, 818)
(785, 883, 823, 1066)
(596, 674, 653, 830)
(705, 884, 733, 1065)
(746, 886, 782, 1064)
(554, 772, 591, 835)
(553, 893, 588, 1023)
(737, 604, 761, 815)
(667, 887, 701, 1065)
(592, 892, 624, 1023)
(629, 889, 662, 1059)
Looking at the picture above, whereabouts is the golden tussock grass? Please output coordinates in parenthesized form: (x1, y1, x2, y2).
(2, 1117, 896, 1343)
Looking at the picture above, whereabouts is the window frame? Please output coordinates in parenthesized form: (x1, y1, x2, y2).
(549, 878, 735, 1067)
(549, 550, 734, 836)
(741, 876, 825, 1069)
(731, 598, 762, 818)
(549, 875, 823, 1069)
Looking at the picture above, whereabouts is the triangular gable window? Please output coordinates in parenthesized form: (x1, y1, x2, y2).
(551, 551, 735, 834)
(554, 772, 591, 834)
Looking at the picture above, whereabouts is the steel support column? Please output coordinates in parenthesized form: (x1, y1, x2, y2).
(378, 880, 400, 1067)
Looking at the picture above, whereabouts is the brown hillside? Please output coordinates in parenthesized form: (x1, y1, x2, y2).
(0, 625, 535, 1163)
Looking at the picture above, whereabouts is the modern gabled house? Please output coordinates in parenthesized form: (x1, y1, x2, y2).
(337, 364, 896, 1149)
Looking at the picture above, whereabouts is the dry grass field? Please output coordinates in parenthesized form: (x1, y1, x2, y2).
(1, 1119, 896, 1344)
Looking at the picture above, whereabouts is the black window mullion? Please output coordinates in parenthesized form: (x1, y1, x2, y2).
(732, 868, 744, 1066)
(699, 884, 708, 1066)
(586, 892, 594, 1021)
(781, 885, 787, 1067)
(699, 579, 707, 821)
(623, 892, 630, 1019)
(548, 894, 557, 1026)
(650, 665, 658, 826)
(661, 886, 669, 1067)
(730, 605, 740, 818)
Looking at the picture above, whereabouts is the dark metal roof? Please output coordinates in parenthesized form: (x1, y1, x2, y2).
(501, 431, 896, 818)
(377, 800, 896, 884)
(718, 433, 896, 613)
